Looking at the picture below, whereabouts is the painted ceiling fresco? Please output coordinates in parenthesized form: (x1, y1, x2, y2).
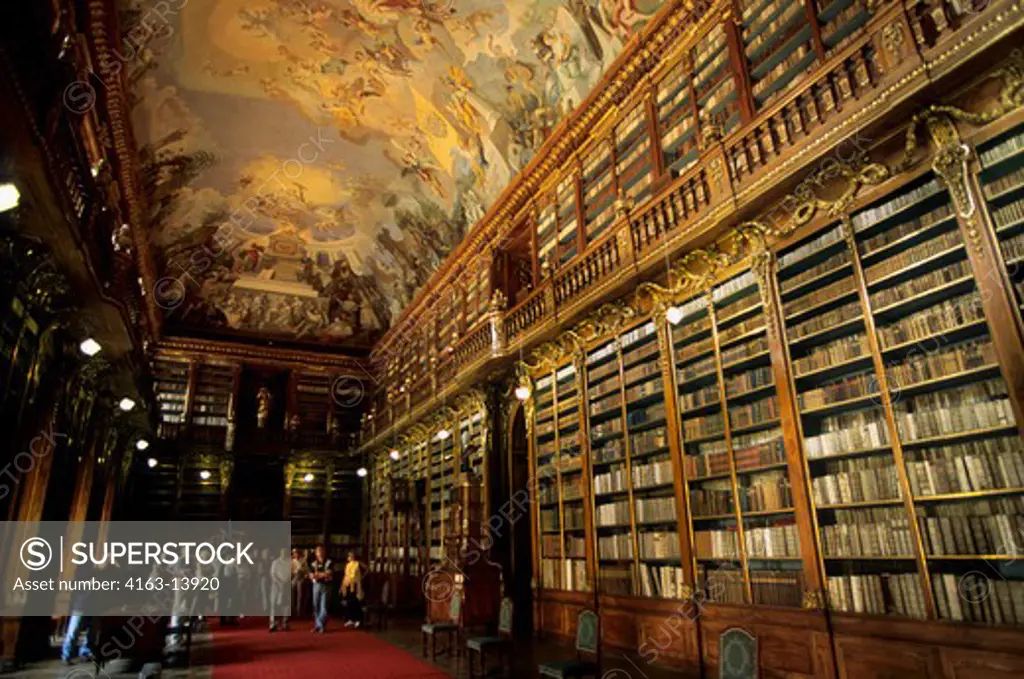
(124, 0, 665, 348)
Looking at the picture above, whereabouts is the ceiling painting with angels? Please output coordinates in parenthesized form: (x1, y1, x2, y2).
(125, 0, 666, 349)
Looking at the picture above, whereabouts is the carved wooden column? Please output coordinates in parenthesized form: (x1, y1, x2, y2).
(752, 251, 827, 610)
(283, 461, 297, 520)
(225, 364, 241, 452)
(219, 457, 234, 519)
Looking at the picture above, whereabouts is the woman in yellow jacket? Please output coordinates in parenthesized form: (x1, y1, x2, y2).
(339, 552, 364, 628)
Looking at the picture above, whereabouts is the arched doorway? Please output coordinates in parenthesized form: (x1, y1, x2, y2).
(507, 404, 533, 638)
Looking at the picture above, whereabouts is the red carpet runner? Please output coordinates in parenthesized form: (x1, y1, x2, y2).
(210, 619, 452, 679)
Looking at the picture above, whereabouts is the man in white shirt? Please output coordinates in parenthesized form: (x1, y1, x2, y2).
(269, 548, 291, 631)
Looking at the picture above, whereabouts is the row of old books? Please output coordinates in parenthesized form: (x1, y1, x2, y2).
(720, 334, 770, 366)
(892, 379, 1015, 441)
(851, 178, 943, 232)
(820, 507, 915, 557)
(684, 411, 726, 441)
(691, 481, 734, 516)
(729, 395, 779, 429)
(596, 499, 631, 527)
(811, 456, 901, 505)
(983, 165, 1024, 199)
(779, 223, 844, 268)
(594, 465, 629, 495)
(862, 228, 962, 283)
(623, 358, 661, 387)
(744, 522, 800, 558)
(738, 471, 793, 512)
(782, 249, 850, 294)
(993, 195, 1024, 230)
(725, 365, 773, 396)
(631, 426, 670, 453)
(789, 299, 862, 341)
(799, 370, 877, 411)
(906, 436, 1024, 496)
(869, 259, 972, 311)
(565, 535, 587, 558)
(877, 291, 986, 348)
(828, 573, 927, 618)
(979, 129, 1024, 166)
(787, 274, 857, 318)
(792, 333, 870, 376)
(635, 496, 677, 524)
(933, 573, 1024, 623)
(599, 533, 634, 560)
(917, 496, 1024, 556)
(886, 338, 997, 388)
(1001, 232, 1024, 264)
(858, 202, 953, 253)
(700, 565, 747, 604)
(804, 408, 890, 459)
(640, 563, 687, 599)
(639, 531, 681, 559)
(751, 569, 804, 607)
(695, 528, 741, 559)
(633, 458, 674, 489)
(599, 566, 634, 596)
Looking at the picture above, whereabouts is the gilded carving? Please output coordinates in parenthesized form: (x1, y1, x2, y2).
(882, 21, 905, 58)
(802, 589, 825, 610)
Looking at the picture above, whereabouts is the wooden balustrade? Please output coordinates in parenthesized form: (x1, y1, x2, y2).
(553, 234, 620, 306)
(505, 287, 549, 343)
(630, 167, 713, 257)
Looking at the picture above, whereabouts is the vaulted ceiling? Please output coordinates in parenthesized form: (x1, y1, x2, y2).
(124, 0, 666, 352)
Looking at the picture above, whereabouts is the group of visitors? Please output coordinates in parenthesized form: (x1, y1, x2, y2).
(60, 545, 365, 663)
(287, 545, 364, 633)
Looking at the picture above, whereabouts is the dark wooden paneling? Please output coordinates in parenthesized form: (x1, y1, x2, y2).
(700, 604, 832, 679)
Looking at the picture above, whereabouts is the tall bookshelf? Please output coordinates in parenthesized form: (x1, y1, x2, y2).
(153, 358, 190, 438)
(459, 409, 486, 485)
(534, 362, 588, 592)
(776, 170, 1024, 621)
(557, 175, 581, 266)
(586, 319, 682, 598)
(537, 196, 558, 274)
(693, 24, 740, 142)
(978, 121, 1024, 318)
(739, 0, 818, 109)
(295, 373, 331, 434)
(657, 59, 699, 178)
(671, 271, 804, 607)
(427, 431, 456, 564)
(615, 102, 655, 206)
(583, 140, 617, 245)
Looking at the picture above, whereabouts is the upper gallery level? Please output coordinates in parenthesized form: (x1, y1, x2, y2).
(362, 0, 1022, 442)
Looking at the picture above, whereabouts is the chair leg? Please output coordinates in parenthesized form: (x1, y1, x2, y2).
(422, 632, 427, 658)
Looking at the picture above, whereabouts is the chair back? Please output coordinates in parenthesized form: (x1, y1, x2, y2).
(380, 579, 390, 606)
(448, 587, 464, 623)
(497, 597, 514, 636)
(575, 610, 599, 656)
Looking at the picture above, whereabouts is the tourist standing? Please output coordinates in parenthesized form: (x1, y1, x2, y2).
(308, 545, 333, 633)
(340, 551, 364, 628)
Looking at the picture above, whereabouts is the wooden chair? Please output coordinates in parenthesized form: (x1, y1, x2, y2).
(421, 588, 463, 664)
(364, 579, 390, 631)
(465, 596, 513, 678)
(537, 610, 600, 679)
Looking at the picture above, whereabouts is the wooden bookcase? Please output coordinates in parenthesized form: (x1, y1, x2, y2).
(520, 116, 1024, 673)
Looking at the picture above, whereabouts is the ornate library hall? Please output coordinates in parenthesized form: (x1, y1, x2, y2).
(2, 0, 1024, 677)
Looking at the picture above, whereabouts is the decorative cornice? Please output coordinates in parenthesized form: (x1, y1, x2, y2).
(153, 337, 369, 373)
